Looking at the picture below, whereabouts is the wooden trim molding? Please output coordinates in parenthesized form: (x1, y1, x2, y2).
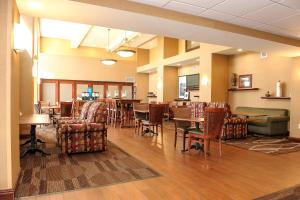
(0, 189, 14, 200)
(289, 137, 300, 142)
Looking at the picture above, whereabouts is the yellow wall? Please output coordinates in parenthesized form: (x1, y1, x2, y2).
(0, 0, 20, 190)
(228, 52, 291, 110)
(211, 54, 229, 102)
(39, 38, 149, 102)
(290, 57, 300, 138)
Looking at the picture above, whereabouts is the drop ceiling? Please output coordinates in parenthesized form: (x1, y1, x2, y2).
(129, 0, 300, 39)
(40, 18, 157, 50)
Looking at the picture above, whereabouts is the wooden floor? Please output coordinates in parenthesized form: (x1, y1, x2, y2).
(22, 124, 300, 200)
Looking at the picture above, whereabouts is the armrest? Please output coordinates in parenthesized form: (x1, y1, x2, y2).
(267, 116, 290, 123)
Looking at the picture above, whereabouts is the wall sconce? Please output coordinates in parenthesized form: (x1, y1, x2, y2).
(13, 23, 26, 52)
(201, 76, 209, 86)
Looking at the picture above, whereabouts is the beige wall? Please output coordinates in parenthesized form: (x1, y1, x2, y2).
(149, 36, 164, 64)
(211, 54, 229, 102)
(290, 57, 300, 138)
(0, 0, 20, 190)
(20, 15, 34, 115)
(39, 38, 149, 102)
(228, 52, 291, 110)
(178, 64, 200, 101)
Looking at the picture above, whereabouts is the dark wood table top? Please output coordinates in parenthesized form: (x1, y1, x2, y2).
(41, 105, 60, 109)
(134, 109, 149, 113)
(19, 114, 51, 125)
(173, 117, 204, 123)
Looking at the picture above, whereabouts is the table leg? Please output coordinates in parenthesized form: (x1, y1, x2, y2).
(21, 125, 50, 158)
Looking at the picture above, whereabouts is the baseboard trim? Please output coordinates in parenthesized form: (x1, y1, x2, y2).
(289, 137, 300, 142)
(0, 189, 14, 200)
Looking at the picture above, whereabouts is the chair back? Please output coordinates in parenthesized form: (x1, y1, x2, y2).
(133, 103, 149, 119)
(79, 101, 94, 120)
(60, 101, 73, 117)
(203, 107, 226, 138)
(172, 107, 192, 128)
(149, 104, 164, 124)
(86, 102, 107, 123)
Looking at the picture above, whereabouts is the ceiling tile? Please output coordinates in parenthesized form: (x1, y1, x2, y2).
(229, 17, 264, 29)
(272, 0, 300, 10)
(212, 0, 272, 16)
(200, 10, 235, 21)
(175, 0, 226, 9)
(271, 13, 300, 30)
(128, 0, 170, 7)
(243, 3, 298, 24)
(164, 1, 206, 15)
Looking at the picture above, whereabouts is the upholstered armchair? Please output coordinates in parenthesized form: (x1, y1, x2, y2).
(207, 102, 247, 140)
(57, 101, 108, 154)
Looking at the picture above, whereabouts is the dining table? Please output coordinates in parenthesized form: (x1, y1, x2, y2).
(41, 105, 60, 123)
(20, 114, 51, 158)
(173, 117, 204, 152)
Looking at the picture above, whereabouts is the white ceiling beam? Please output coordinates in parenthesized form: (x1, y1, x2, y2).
(70, 25, 92, 48)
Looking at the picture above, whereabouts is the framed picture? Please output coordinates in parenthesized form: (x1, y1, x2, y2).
(185, 40, 200, 52)
(239, 74, 252, 88)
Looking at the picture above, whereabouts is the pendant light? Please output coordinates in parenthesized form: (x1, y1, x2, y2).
(101, 28, 117, 65)
(116, 31, 136, 58)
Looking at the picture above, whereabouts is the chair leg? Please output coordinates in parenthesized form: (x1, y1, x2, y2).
(188, 133, 192, 152)
(183, 132, 186, 151)
(219, 138, 222, 157)
(204, 139, 209, 160)
(160, 123, 163, 137)
(174, 130, 177, 148)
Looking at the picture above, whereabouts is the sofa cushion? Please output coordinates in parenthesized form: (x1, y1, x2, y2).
(248, 119, 268, 127)
(235, 107, 288, 117)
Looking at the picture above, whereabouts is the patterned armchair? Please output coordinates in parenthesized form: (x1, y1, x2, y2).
(57, 101, 108, 154)
(207, 102, 247, 140)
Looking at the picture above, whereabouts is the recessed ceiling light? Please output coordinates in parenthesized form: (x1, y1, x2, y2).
(28, 1, 42, 9)
(237, 48, 243, 52)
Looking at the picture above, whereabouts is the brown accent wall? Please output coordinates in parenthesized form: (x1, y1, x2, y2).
(211, 54, 229, 102)
(163, 37, 178, 59)
(163, 66, 178, 102)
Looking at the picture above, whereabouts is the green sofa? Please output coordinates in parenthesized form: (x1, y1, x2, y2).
(235, 107, 290, 136)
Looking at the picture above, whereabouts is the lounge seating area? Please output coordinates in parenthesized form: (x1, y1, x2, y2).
(3, 0, 300, 200)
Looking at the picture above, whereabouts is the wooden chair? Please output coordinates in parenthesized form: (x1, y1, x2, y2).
(38, 101, 50, 114)
(172, 107, 193, 151)
(60, 101, 73, 117)
(133, 103, 149, 135)
(188, 107, 225, 159)
(110, 99, 121, 128)
(141, 104, 164, 136)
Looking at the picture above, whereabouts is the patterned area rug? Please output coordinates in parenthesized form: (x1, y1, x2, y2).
(255, 184, 300, 200)
(16, 127, 160, 198)
(224, 136, 300, 155)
